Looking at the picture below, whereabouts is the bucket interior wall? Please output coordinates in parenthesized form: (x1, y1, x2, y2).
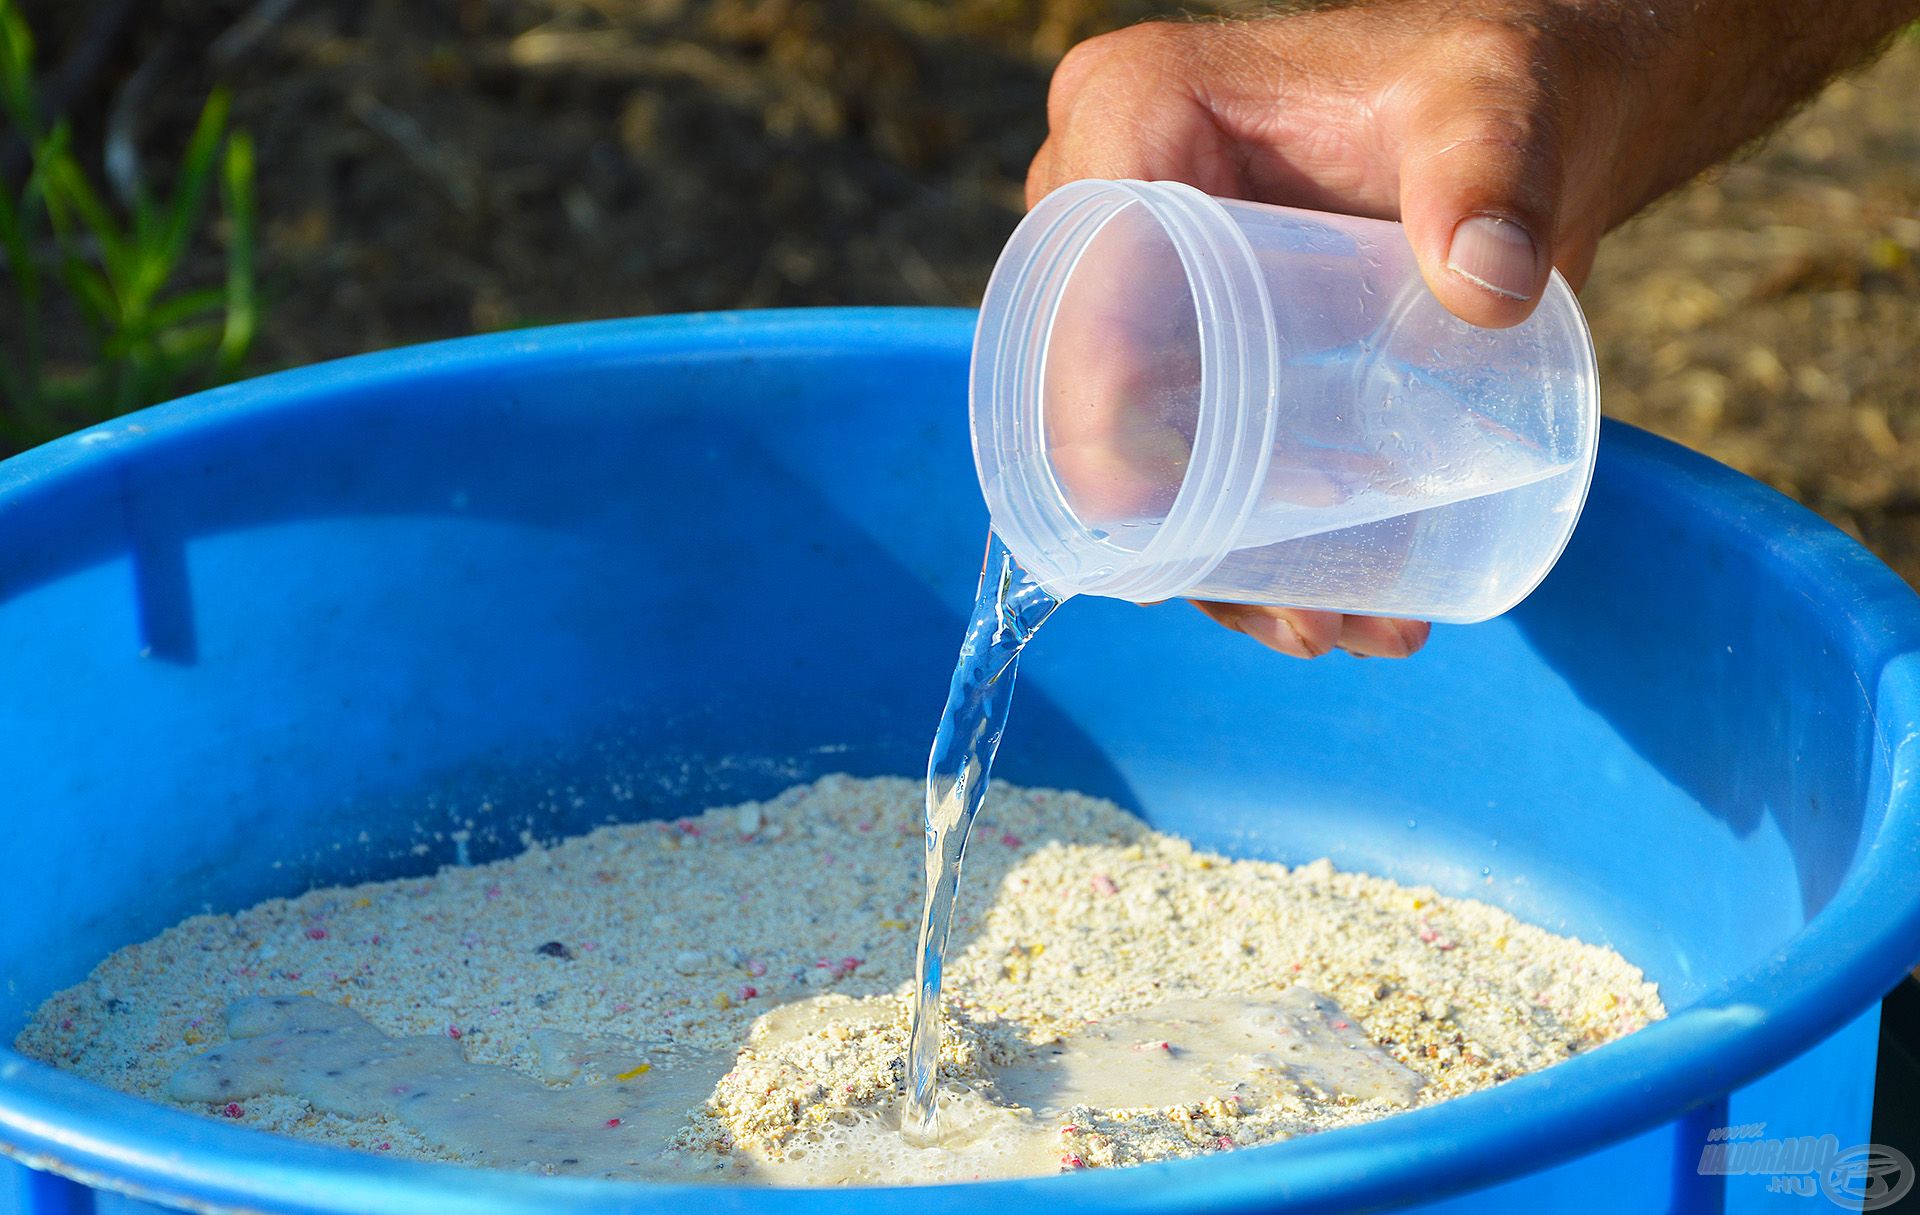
(0, 310, 1913, 1213)
(0, 312, 1889, 1025)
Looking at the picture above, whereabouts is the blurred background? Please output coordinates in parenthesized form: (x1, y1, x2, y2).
(1, 0, 1916, 584)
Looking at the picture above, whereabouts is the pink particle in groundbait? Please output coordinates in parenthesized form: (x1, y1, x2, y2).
(676, 820, 702, 836)
(59, 1019, 72, 1031)
(745, 960, 768, 977)
(829, 956, 863, 979)
(305, 927, 327, 940)
(857, 821, 875, 833)
(377, 1143, 391, 1152)
(1215, 1135, 1235, 1149)
(738, 986, 758, 1001)
(223, 1103, 244, 1119)
(1061, 1155, 1086, 1170)
(606, 1118, 623, 1128)
(1090, 874, 1119, 897)
(1332, 1020, 1351, 1030)
(613, 1002, 632, 1014)
(447, 1025, 462, 1039)
(485, 885, 502, 900)
(1000, 832, 1023, 848)
(1060, 1124, 1077, 1134)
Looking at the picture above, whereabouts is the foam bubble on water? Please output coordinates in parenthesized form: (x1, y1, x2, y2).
(758, 1087, 1056, 1185)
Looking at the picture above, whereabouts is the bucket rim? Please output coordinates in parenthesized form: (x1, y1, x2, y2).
(0, 307, 1916, 1215)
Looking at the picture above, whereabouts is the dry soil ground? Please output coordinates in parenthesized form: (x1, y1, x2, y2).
(8, 1, 1919, 583)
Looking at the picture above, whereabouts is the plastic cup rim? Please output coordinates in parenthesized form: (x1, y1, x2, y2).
(970, 179, 1278, 602)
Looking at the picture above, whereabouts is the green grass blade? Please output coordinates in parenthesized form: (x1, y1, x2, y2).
(0, 0, 41, 137)
(38, 171, 119, 339)
(141, 88, 230, 308)
(56, 255, 119, 333)
(216, 130, 256, 375)
(157, 319, 222, 361)
(41, 131, 132, 285)
(145, 285, 227, 332)
(132, 192, 161, 251)
(2, 4, 267, 434)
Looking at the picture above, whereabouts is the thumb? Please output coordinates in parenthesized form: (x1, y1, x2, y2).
(1394, 60, 1567, 328)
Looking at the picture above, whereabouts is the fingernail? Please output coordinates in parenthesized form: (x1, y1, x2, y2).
(1243, 613, 1291, 654)
(1393, 620, 1429, 656)
(1447, 216, 1537, 302)
(1275, 617, 1327, 659)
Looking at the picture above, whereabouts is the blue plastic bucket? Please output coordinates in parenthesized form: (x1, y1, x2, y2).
(2, 309, 1918, 1215)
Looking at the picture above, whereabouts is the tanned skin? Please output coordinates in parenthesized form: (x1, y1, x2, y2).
(1027, 1, 1920, 658)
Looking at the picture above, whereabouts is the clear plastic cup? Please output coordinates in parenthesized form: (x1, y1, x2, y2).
(970, 179, 1600, 623)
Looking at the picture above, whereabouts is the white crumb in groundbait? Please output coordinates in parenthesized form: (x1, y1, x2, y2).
(13, 775, 1663, 1184)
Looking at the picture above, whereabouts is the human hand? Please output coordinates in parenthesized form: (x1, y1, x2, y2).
(1029, 0, 1919, 658)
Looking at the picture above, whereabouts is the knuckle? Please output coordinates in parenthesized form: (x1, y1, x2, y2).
(1050, 34, 1116, 100)
(1045, 22, 1207, 163)
(1051, 22, 1192, 102)
(1439, 17, 1552, 79)
(1100, 20, 1191, 58)
(1052, 29, 1133, 97)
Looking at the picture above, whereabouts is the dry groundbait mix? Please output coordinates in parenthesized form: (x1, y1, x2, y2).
(16, 775, 1663, 1184)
